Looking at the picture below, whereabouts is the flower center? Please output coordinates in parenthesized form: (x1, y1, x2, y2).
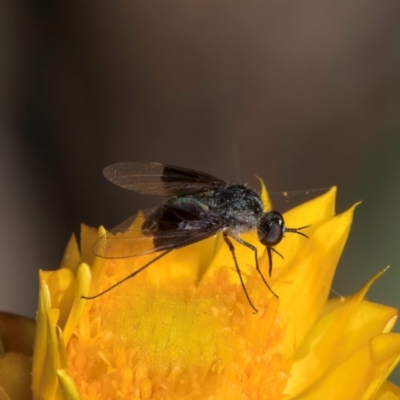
(67, 258, 291, 399)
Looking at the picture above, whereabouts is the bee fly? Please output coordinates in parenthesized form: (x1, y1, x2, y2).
(83, 162, 309, 313)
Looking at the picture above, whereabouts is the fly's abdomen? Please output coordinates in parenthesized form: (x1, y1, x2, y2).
(142, 197, 211, 234)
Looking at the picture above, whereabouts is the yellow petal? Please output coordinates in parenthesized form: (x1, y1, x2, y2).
(330, 299, 397, 363)
(286, 269, 393, 397)
(57, 369, 81, 400)
(42, 307, 62, 398)
(62, 263, 92, 344)
(41, 268, 75, 329)
(367, 334, 400, 396)
(294, 332, 400, 400)
(256, 175, 273, 211)
(283, 186, 336, 228)
(32, 273, 50, 396)
(59, 233, 81, 273)
(277, 203, 357, 347)
(80, 224, 100, 266)
(267, 188, 340, 281)
(86, 226, 108, 289)
(33, 273, 63, 399)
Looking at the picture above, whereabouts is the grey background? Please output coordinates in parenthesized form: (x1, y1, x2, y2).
(1, 0, 400, 384)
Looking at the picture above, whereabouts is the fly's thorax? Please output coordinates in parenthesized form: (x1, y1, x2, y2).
(195, 184, 264, 232)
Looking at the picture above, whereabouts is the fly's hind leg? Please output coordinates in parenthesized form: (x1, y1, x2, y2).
(82, 249, 173, 300)
(223, 233, 258, 313)
(233, 237, 279, 299)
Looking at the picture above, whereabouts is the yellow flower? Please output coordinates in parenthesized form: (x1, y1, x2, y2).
(27, 184, 400, 400)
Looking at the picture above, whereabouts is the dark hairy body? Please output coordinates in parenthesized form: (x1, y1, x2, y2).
(85, 162, 309, 313)
(143, 184, 265, 246)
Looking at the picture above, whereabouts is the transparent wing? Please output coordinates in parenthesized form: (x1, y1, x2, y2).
(93, 200, 224, 259)
(103, 162, 226, 196)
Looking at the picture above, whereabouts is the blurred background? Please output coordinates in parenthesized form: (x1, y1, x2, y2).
(1, 0, 400, 382)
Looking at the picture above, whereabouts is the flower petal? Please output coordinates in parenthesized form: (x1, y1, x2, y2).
(33, 273, 64, 399)
(42, 308, 62, 398)
(32, 273, 51, 396)
(80, 224, 100, 266)
(62, 263, 92, 344)
(41, 268, 75, 329)
(367, 334, 400, 397)
(283, 186, 336, 228)
(286, 269, 394, 397)
(57, 369, 81, 400)
(256, 176, 273, 211)
(59, 233, 80, 273)
(276, 203, 357, 348)
(330, 299, 397, 365)
(293, 332, 400, 400)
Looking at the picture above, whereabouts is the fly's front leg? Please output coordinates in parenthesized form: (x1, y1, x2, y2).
(233, 237, 279, 299)
(223, 233, 258, 313)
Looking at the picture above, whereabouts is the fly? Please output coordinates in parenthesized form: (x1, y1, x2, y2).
(83, 162, 309, 313)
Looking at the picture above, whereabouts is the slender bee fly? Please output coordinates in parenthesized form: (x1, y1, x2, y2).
(84, 162, 309, 312)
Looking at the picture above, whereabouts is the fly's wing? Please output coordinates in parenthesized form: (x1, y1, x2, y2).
(93, 198, 224, 259)
(103, 162, 226, 196)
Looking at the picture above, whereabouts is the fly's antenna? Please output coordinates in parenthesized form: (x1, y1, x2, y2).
(286, 225, 311, 239)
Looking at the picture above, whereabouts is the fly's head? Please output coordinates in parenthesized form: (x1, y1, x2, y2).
(257, 211, 310, 248)
(257, 211, 285, 247)
(257, 211, 310, 278)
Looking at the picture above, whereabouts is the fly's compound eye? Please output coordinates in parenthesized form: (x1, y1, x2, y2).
(257, 211, 285, 246)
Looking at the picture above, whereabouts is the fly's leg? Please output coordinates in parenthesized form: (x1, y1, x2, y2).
(82, 249, 173, 300)
(266, 247, 283, 277)
(265, 247, 283, 277)
(233, 237, 279, 299)
(223, 233, 258, 313)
